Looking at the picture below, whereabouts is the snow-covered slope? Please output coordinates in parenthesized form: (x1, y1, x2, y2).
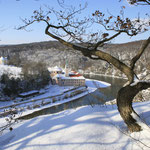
(0, 65, 21, 79)
(0, 101, 150, 150)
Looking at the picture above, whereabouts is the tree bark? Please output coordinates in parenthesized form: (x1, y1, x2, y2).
(117, 82, 150, 132)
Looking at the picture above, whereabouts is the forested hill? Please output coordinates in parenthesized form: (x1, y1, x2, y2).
(0, 41, 66, 53)
(0, 40, 150, 78)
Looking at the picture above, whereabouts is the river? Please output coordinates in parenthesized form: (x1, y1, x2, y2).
(64, 74, 126, 107)
(85, 74, 126, 101)
(20, 74, 126, 119)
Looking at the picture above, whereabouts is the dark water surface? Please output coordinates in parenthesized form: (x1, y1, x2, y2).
(20, 74, 126, 119)
(85, 74, 126, 101)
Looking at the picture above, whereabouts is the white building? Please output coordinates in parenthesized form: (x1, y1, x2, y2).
(0, 56, 7, 65)
(48, 66, 63, 78)
(0, 56, 4, 65)
(48, 66, 85, 86)
(52, 74, 85, 86)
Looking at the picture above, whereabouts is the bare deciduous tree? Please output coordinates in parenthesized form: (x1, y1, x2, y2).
(122, 0, 150, 5)
(18, 1, 150, 132)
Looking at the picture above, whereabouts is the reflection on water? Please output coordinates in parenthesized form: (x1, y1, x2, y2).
(67, 74, 126, 107)
(85, 74, 126, 101)
(20, 74, 126, 119)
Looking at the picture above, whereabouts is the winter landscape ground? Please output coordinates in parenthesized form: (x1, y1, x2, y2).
(0, 70, 150, 150)
(0, 66, 150, 150)
(0, 100, 150, 150)
(0, 65, 150, 150)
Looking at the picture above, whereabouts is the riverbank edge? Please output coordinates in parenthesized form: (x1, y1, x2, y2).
(16, 78, 111, 119)
(105, 98, 150, 105)
(83, 72, 127, 80)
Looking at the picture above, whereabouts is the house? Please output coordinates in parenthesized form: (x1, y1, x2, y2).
(48, 66, 63, 78)
(18, 90, 39, 98)
(0, 56, 4, 65)
(48, 66, 85, 86)
(69, 71, 82, 77)
(0, 56, 7, 65)
(52, 74, 85, 86)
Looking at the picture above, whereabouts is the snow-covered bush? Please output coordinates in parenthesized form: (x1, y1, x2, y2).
(0, 65, 22, 99)
(0, 62, 51, 99)
(0, 65, 21, 79)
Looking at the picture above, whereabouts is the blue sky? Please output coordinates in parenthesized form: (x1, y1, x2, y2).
(0, 0, 149, 45)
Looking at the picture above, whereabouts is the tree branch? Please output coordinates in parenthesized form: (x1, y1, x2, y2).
(94, 31, 121, 49)
(130, 37, 150, 70)
(119, 0, 150, 5)
(18, 4, 148, 84)
(45, 23, 135, 83)
(45, 24, 91, 53)
(91, 50, 135, 83)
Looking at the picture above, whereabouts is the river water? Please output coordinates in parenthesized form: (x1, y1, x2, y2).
(85, 74, 126, 101)
(20, 74, 126, 119)
(64, 74, 126, 107)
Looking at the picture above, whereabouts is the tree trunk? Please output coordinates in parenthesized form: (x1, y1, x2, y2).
(117, 82, 150, 132)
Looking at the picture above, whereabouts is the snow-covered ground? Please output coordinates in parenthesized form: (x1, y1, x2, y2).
(0, 101, 150, 150)
(0, 78, 150, 150)
(1, 65, 150, 150)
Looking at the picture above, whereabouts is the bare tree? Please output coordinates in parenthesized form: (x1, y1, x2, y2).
(124, 0, 150, 5)
(18, 1, 150, 132)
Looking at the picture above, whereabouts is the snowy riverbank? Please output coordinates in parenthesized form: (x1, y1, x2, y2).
(0, 78, 111, 108)
(83, 72, 127, 79)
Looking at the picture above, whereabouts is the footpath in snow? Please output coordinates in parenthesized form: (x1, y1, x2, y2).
(0, 101, 150, 150)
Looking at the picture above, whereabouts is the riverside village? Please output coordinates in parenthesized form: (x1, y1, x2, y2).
(0, 57, 111, 116)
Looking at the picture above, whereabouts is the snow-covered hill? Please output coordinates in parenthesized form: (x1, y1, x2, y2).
(0, 40, 150, 78)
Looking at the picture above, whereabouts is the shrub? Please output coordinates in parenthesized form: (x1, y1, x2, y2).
(7, 53, 22, 67)
(0, 74, 21, 96)
(52, 97, 57, 103)
(22, 61, 50, 90)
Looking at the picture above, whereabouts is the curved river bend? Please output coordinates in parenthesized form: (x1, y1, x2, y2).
(20, 74, 126, 119)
